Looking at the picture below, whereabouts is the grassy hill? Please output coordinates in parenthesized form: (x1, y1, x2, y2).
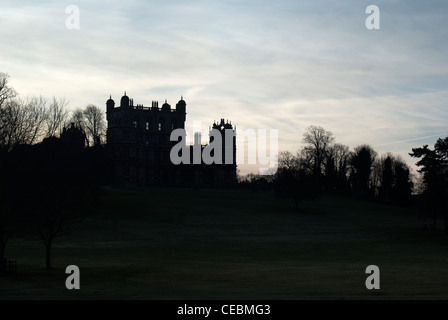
(1, 187, 448, 299)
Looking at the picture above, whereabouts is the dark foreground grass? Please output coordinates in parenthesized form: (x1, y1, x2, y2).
(1, 187, 448, 299)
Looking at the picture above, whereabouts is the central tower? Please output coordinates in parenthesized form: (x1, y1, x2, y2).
(106, 93, 187, 185)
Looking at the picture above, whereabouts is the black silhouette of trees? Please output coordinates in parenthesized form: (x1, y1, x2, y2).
(410, 137, 448, 231)
(274, 151, 316, 211)
(303, 126, 334, 189)
(0, 96, 69, 150)
(44, 98, 69, 138)
(278, 151, 298, 172)
(379, 155, 394, 198)
(69, 105, 106, 147)
(324, 143, 351, 190)
(0, 73, 16, 109)
(70, 108, 85, 130)
(350, 145, 377, 195)
(18, 127, 96, 269)
(246, 126, 413, 206)
(30, 185, 74, 270)
(0, 98, 42, 150)
(0, 72, 101, 269)
(393, 159, 413, 204)
(0, 74, 16, 263)
(377, 153, 413, 204)
(83, 104, 106, 147)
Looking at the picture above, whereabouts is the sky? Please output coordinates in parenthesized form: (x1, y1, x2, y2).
(1, 0, 447, 175)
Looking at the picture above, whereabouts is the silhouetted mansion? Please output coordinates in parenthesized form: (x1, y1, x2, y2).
(106, 93, 237, 186)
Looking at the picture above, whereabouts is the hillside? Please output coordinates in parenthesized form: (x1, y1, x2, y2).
(2, 187, 448, 299)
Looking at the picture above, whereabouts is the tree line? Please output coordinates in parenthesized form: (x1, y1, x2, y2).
(0, 73, 106, 150)
(241, 126, 414, 208)
(410, 137, 448, 231)
(242, 125, 448, 232)
(0, 72, 108, 271)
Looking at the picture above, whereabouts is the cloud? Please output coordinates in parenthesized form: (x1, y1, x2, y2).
(1, 0, 447, 174)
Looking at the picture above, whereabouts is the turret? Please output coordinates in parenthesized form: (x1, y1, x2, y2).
(176, 96, 186, 113)
(161, 99, 171, 112)
(120, 92, 130, 108)
(106, 95, 115, 113)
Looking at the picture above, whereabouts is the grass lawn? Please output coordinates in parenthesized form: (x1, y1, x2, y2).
(1, 187, 448, 300)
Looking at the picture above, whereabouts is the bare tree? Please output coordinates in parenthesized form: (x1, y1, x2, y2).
(323, 143, 351, 189)
(31, 196, 75, 270)
(83, 104, 106, 147)
(44, 97, 69, 138)
(274, 151, 316, 210)
(330, 144, 351, 176)
(0, 73, 17, 109)
(0, 97, 47, 150)
(303, 126, 335, 188)
(22, 136, 89, 270)
(69, 108, 85, 129)
(69, 105, 106, 147)
(278, 151, 298, 172)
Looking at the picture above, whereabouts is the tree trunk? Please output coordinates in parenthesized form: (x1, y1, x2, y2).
(45, 242, 52, 270)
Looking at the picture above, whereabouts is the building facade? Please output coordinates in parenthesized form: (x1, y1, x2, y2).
(106, 93, 237, 186)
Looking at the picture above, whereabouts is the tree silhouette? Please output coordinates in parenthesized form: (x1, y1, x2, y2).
(377, 154, 413, 204)
(69, 105, 106, 147)
(29, 185, 73, 270)
(0, 73, 17, 109)
(324, 143, 350, 191)
(70, 108, 85, 129)
(44, 97, 69, 138)
(0, 96, 69, 150)
(303, 126, 334, 190)
(379, 154, 394, 200)
(392, 159, 413, 204)
(13, 125, 97, 269)
(274, 151, 316, 210)
(350, 145, 377, 196)
(410, 137, 448, 231)
(83, 104, 106, 147)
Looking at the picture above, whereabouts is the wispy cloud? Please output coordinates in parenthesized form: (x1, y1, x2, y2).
(1, 0, 447, 174)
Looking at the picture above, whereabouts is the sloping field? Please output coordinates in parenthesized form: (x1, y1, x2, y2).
(1, 187, 448, 299)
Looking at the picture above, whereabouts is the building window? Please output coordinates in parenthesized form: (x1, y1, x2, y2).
(146, 122, 149, 131)
(133, 121, 137, 128)
(158, 122, 162, 132)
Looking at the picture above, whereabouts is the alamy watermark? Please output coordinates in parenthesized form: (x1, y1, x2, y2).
(365, 5, 380, 30)
(365, 265, 380, 290)
(66, 5, 80, 30)
(65, 265, 80, 290)
(170, 122, 279, 175)
(65, 5, 379, 31)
